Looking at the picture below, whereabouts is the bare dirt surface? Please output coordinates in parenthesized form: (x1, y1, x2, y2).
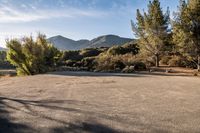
(0, 71, 200, 133)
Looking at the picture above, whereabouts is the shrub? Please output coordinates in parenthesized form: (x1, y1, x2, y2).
(80, 48, 102, 58)
(0, 51, 14, 69)
(6, 34, 61, 75)
(122, 43, 140, 55)
(168, 56, 184, 67)
(134, 62, 146, 71)
(62, 50, 83, 61)
(160, 56, 172, 65)
(81, 57, 97, 70)
(95, 54, 125, 72)
(106, 43, 139, 56)
(122, 66, 135, 73)
(122, 62, 146, 73)
(64, 60, 76, 67)
(107, 46, 126, 55)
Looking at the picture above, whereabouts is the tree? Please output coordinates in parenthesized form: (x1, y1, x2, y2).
(173, 0, 200, 71)
(132, 0, 170, 67)
(6, 34, 61, 75)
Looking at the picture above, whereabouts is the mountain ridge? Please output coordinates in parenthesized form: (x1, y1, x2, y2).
(48, 35, 133, 50)
(0, 47, 6, 51)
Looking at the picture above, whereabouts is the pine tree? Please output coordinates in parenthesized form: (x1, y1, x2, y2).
(132, 0, 170, 67)
(173, 0, 200, 71)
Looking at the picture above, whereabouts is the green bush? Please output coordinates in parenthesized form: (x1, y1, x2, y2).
(64, 60, 76, 67)
(168, 56, 184, 67)
(95, 55, 125, 72)
(107, 46, 125, 55)
(122, 62, 146, 73)
(122, 66, 135, 73)
(81, 57, 97, 70)
(0, 51, 14, 69)
(122, 43, 140, 55)
(160, 56, 172, 65)
(134, 62, 146, 71)
(62, 50, 83, 61)
(6, 34, 61, 75)
(80, 48, 102, 58)
(106, 43, 139, 56)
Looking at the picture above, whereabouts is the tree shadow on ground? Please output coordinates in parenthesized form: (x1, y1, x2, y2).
(0, 96, 171, 133)
(48, 71, 191, 78)
(0, 99, 34, 133)
(0, 96, 124, 133)
(52, 122, 122, 133)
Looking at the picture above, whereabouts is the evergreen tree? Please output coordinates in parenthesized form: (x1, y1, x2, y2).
(132, 0, 170, 67)
(6, 34, 61, 75)
(173, 0, 200, 71)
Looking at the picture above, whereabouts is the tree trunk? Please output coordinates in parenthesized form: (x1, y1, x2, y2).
(198, 55, 200, 72)
(155, 54, 159, 67)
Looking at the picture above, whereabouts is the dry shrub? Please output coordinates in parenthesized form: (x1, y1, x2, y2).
(168, 56, 189, 67)
(95, 54, 146, 72)
(160, 56, 172, 65)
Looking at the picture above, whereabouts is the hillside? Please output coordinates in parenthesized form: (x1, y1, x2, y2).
(89, 35, 132, 48)
(0, 47, 6, 51)
(48, 35, 133, 50)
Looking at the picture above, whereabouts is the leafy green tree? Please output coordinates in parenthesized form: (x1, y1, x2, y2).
(173, 0, 200, 71)
(132, 0, 170, 67)
(6, 34, 61, 75)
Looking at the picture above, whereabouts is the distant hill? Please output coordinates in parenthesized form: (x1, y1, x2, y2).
(48, 35, 133, 50)
(89, 35, 133, 48)
(0, 47, 6, 51)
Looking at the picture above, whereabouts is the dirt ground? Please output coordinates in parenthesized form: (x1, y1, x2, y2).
(0, 71, 200, 133)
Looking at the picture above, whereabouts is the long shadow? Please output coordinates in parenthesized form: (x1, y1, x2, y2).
(0, 99, 34, 133)
(0, 97, 132, 126)
(0, 96, 172, 133)
(0, 96, 126, 133)
(48, 71, 147, 77)
(52, 122, 123, 133)
(48, 71, 192, 78)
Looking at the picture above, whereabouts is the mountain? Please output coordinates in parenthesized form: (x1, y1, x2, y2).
(0, 47, 6, 51)
(89, 35, 133, 48)
(48, 35, 133, 50)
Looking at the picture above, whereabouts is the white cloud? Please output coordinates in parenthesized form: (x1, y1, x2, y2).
(0, 5, 108, 23)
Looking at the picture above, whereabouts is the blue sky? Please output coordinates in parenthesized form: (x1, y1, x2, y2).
(0, 0, 179, 47)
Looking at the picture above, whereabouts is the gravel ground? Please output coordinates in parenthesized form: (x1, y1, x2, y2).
(0, 71, 200, 133)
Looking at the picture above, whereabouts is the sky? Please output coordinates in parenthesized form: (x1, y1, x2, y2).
(0, 0, 179, 48)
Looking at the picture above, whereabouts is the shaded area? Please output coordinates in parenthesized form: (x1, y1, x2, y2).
(0, 96, 125, 133)
(48, 71, 191, 77)
(52, 122, 121, 133)
(0, 98, 34, 133)
(0, 72, 199, 132)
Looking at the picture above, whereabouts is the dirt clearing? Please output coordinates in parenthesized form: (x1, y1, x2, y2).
(0, 71, 200, 133)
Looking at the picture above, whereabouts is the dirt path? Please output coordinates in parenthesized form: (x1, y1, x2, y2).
(0, 71, 200, 133)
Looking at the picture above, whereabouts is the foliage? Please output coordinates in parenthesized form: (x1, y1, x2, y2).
(95, 54, 125, 72)
(168, 56, 184, 67)
(61, 50, 83, 61)
(107, 42, 139, 56)
(134, 62, 147, 71)
(0, 51, 14, 69)
(81, 57, 97, 70)
(6, 34, 61, 75)
(173, 0, 200, 70)
(132, 0, 170, 67)
(107, 46, 126, 55)
(80, 48, 105, 57)
(122, 62, 146, 73)
(159, 56, 172, 65)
